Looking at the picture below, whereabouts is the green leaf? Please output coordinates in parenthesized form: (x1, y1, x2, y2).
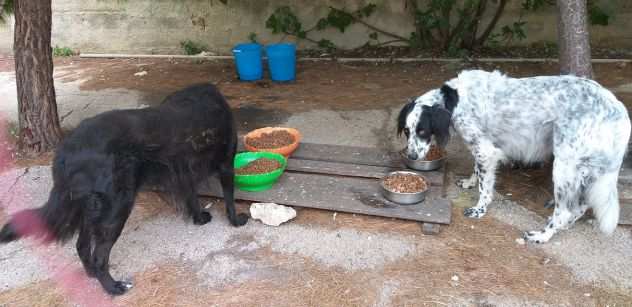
(265, 6, 303, 35)
(265, 15, 280, 33)
(315, 18, 329, 31)
(317, 39, 336, 51)
(0, 0, 14, 24)
(521, 0, 554, 11)
(180, 40, 208, 55)
(326, 7, 354, 33)
(499, 21, 527, 42)
(52, 46, 75, 57)
(357, 4, 377, 18)
(408, 32, 424, 49)
(486, 33, 501, 48)
(588, 4, 609, 26)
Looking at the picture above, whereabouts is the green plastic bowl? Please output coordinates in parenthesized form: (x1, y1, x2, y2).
(234, 152, 287, 192)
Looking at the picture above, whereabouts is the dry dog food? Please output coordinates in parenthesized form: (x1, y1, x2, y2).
(424, 145, 445, 161)
(383, 173, 427, 193)
(235, 158, 282, 175)
(246, 130, 295, 149)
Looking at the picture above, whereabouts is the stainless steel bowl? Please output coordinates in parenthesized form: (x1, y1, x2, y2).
(380, 171, 429, 205)
(400, 150, 445, 171)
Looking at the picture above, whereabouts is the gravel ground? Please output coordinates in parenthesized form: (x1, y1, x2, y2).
(1, 59, 631, 306)
(0, 166, 422, 290)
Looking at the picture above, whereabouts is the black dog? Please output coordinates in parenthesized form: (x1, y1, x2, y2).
(0, 83, 248, 295)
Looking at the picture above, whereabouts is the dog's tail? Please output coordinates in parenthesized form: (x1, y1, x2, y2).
(0, 208, 44, 243)
(586, 172, 620, 235)
(0, 190, 81, 244)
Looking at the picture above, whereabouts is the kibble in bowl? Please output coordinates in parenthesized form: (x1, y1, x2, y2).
(234, 152, 287, 192)
(235, 158, 282, 175)
(423, 145, 445, 161)
(401, 145, 446, 171)
(243, 127, 302, 157)
(245, 131, 295, 149)
(380, 171, 429, 205)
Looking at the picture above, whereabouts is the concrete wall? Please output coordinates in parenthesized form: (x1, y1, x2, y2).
(0, 14, 12, 53)
(0, 0, 631, 55)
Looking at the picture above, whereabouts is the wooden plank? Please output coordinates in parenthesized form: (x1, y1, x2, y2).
(421, 223, 441, 235)
(238, 141, 407, 168)
(619, 168, 632, 184)
(620, 199, 632, 225)
(286, 159, 444, 186)
(291, 143, 404, 167)
(200, 172, 451, 224)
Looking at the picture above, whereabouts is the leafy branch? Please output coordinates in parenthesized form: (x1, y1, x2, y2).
(265, 4, 390, 52)
(0, 0, 14, 24)
(320, 5, 408, 43)
(265, 6, 324, 46)
(408, 0, 515, 53)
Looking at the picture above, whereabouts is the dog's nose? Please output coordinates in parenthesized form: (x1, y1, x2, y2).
(408, 152, 418, 160)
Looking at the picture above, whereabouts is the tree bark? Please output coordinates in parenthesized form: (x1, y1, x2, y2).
(556, 0, 593, 78)
(14, 0, 62, 154)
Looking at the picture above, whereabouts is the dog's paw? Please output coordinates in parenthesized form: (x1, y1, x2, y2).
(105, 281, 133, 296)
(523, 230, 551, 244)
(230, 213, 249, 227)
(193, 211, 212, 225)
(456, 178, 477, 189)
(543, 199, 555, 209)
(463, 207, 486, 218)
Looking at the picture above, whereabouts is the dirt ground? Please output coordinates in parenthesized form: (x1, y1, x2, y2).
(0, 56, 631, 307)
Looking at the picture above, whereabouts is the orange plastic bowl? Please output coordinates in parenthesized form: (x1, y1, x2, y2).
(243, 127, 302, 158)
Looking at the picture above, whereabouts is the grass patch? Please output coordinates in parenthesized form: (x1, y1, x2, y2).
(52, 46, 75, 57)
(180, 40, 208, 55)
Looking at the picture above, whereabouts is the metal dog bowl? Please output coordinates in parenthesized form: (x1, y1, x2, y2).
(380, 171, 429, 205)
(401, 150, 445, 171)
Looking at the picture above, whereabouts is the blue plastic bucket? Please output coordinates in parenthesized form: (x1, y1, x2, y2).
(266, 43, 296, 82)
(232, 43, 263, 81)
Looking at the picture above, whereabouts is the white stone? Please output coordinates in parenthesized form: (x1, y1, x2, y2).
(198, 51, 217, 56)
(249, 203, 296, 227)
(134, 71, 148, 77)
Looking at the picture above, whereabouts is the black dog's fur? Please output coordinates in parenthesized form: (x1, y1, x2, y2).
(0, 83, 248, 295)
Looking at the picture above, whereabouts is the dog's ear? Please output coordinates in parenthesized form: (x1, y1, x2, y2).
(397, 100, 416, 136)
(440, 85, 459, 113)
(430, 104, 451, 147)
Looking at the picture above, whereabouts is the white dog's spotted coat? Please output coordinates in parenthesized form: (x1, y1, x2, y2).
(399, 70, 631, 243)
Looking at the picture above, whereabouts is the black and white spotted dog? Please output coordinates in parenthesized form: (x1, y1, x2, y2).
(398, 70, 630, 243)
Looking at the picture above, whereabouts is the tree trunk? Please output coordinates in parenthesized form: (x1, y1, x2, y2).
(556, 0, 593, 78)
(14, 0, 62, 154)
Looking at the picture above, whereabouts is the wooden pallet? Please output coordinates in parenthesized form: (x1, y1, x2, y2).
(618, 165, 632, 225)
(620, 199, 632, 225)
(199, 143, 452, 234)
